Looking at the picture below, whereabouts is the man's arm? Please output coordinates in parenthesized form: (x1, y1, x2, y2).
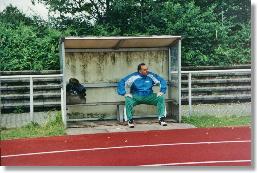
(149, 72, 167, 94)
(117, 77, 127, 96)
(156, 74, 167, 94)
(117, 73, 136, 96)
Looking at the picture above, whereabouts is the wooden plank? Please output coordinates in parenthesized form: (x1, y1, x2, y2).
(66, 99, 175, 107)
(82, 81, 172, 88)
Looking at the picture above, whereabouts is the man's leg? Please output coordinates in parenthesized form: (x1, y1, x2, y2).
(156, 95, 166, 120)
(141, 93, 166, 120)
(125, 96, 137, 121)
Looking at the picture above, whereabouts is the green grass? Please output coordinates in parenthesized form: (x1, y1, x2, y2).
(0, 113, 252, 140)
(182, 115, 251, 128)
(0, 112, 66, 140)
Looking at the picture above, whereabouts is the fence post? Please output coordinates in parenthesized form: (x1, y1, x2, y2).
(30, 76, 34, 122)
(188, 73, 192, 116)
(61, 87, 67, 128)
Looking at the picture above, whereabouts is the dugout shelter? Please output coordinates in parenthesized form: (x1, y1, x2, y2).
(59, 36, 181, 127)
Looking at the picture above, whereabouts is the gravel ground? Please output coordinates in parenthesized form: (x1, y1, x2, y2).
(0, 111, 58, 129)
(182, 102, 251, 117)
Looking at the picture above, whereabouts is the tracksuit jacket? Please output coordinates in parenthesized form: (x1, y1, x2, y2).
(117, 72, 167, 96)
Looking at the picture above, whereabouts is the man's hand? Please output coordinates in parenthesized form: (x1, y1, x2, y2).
(125, 93, 133, 98)
(157, 92, 164, 97)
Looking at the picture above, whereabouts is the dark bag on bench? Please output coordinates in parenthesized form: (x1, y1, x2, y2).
(66, 78, 86, 105)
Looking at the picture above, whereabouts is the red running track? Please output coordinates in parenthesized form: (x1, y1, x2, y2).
(1, 126, 251, 166)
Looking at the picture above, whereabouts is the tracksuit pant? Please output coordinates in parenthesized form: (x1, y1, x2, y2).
(125, 93, 166, 121)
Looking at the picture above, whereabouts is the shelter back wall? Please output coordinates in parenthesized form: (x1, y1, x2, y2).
(65, 50, 169, 83)
(65, 50, 169, 116)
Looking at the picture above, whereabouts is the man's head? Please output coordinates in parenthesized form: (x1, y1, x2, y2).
(137, 63, 149, 76)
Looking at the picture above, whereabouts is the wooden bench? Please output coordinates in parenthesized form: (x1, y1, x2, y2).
(66, 99, 175, 122)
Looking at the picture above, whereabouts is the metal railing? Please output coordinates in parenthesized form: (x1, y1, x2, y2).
(0, 74, 63, 122)
(0, 69, 251, 127)
(181, 69, 251, 116)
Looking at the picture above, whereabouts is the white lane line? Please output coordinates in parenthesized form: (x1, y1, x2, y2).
(1, 140, 251, 158)
(140, 159, 252, 166)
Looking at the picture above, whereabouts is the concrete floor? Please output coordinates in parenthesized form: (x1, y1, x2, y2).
(66, 119, 196, 135)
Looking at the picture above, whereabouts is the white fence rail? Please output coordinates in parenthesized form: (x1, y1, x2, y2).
(0, 69, 251, 127)
(0, 74, 63, 122)
(180, 69, 251, 116)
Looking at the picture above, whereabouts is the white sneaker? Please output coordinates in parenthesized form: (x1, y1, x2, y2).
(128, 119, 135, 128)
(159, 117, 167, 126)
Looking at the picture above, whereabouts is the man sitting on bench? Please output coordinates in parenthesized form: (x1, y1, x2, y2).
(117, 63, 167, 128)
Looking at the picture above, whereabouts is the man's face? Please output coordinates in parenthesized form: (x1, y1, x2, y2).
(139, 65, 149, 76)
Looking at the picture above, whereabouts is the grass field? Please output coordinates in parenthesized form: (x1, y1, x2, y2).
(182, 115, 251, 128)
(0, 112, 65, 140)
(0, 114, 251, 140)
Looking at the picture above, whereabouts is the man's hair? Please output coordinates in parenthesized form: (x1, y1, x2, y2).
(137, 63, 146, 72)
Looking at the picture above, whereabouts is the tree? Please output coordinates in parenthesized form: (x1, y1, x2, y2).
(31, 0, 251, 66)
(0, 6, 74, 71)
(0, 5, 35, 27)
(194, 0, 251, 24)
(1, 1, 250, 71)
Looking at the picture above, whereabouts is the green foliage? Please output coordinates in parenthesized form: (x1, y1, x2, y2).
(0, 22, 57, 70)
(0, 1, 251, 70)
(14, 106, 26, 114)
(0, 6, 75, 71)
(163, 2, 220, 65)
(211, 22, 251, 65)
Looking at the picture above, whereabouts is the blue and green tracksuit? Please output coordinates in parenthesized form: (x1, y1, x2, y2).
(117, 72, 167, 121)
